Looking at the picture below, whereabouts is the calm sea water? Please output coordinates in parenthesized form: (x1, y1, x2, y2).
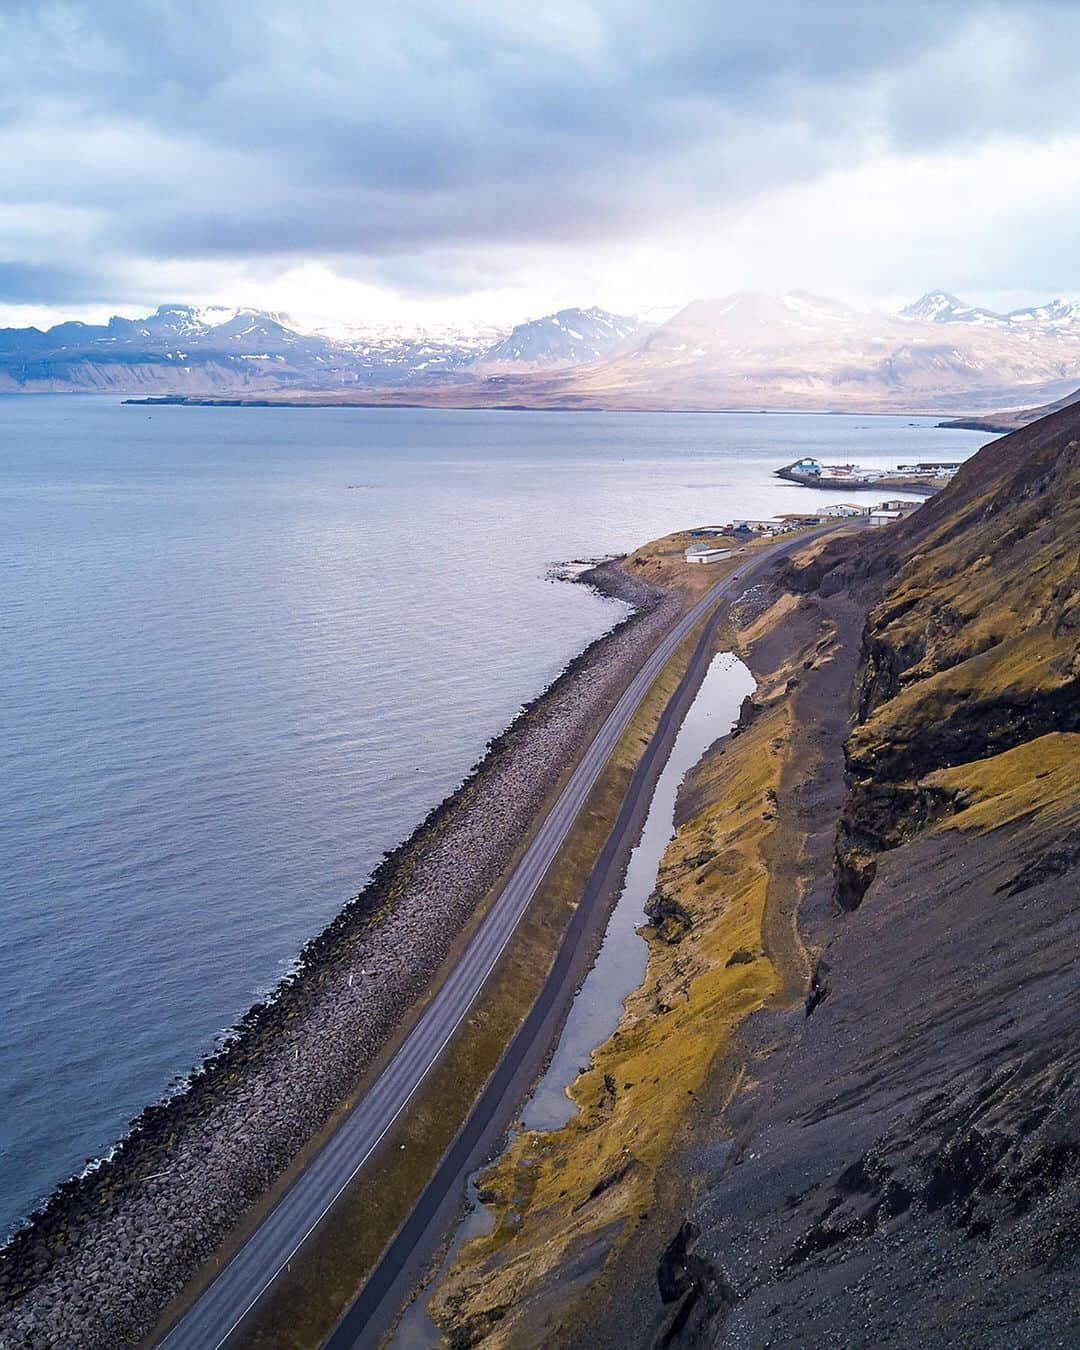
(0, 397, 988, 1235)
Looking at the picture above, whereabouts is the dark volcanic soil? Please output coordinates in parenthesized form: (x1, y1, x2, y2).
(570, 409, 1079, 1349)
(695, 762, 1078, 1349)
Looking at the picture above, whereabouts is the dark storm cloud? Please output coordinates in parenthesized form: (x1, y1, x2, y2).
(0, 261, 118, 306)
(1, 0, 1078, 302)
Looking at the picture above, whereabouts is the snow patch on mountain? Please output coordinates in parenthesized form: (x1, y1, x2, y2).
(473, 306, 641, 371)
(901, 291, 1080, 329)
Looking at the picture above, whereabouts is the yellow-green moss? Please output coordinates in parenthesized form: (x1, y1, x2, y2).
(427, 656, 801, 1346)
(923, 732, 1080, 834)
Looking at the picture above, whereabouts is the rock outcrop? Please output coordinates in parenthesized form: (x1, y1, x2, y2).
(835, 404, 1079, 910)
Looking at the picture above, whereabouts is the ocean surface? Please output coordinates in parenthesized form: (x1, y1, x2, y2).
(0, 397, 988, 1235)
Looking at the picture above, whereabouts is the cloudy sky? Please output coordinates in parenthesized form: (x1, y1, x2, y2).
(2, 0, 1079, 330)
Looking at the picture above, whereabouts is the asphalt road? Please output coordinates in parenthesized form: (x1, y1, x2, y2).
(157, 529, 830, 1350)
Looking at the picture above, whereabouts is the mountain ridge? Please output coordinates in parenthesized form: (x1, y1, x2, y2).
(472, 306, 640, 373)
(900, 289, 1080, 327)
(7, 290, 1080, 410)
(0, 303, 638, 394)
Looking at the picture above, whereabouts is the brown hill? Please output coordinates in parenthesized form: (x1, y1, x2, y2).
(939, 384, 1080, 433)
(681, 396, 1080, 1347)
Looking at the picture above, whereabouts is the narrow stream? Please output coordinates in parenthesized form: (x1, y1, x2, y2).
(390, 649, 755, 1347)
(523, 649, 755, 1131)
(391, 1170, 494, 1350)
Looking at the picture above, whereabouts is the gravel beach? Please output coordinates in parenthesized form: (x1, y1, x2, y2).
(0, 561, 685, 1349)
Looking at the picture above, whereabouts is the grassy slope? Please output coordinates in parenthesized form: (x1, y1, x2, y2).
(426, 572, 843, 1346)
(430, 403, 1079, 1347)
(835, 400, 1079, 907)
(642, 397, 1080, 1346)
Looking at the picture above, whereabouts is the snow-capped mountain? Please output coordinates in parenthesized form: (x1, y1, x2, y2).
(0, 303, 642, 394)
(4, 292, 1080, 410)
(899, 291, 1003, 325)
(473, 307, 641, 372)
(471, 290, 1080, 414)
(1001, 298, 1080, 327)
(323, 319, 508, 381)
(900, 291, 1080, 329)
(0, 304, 626, 392)
(0, 305, 352, 392)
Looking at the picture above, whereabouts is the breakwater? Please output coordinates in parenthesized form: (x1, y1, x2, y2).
(0, 563, 685, 1349)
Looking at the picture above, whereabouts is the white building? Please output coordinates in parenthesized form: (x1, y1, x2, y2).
(897, 461, 961, 475)
(732, 518, 784, 534)
(684, 544, 733, 564)
(868, 509, 903, 527)
(822, 502, 867, 518)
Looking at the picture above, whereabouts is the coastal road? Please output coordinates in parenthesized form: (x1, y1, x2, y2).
(158, 527, 835, 1350)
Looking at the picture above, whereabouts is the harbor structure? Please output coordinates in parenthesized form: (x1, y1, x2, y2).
(775, 457, 958, 492)
(897, 461, 962, 475)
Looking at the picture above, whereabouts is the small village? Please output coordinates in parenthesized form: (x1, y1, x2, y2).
(775, 456, 961, 491)
(681, 497, 920, 563)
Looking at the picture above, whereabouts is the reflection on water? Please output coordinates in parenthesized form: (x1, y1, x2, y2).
(390, 1171, 493, 1349)
(391, 649, 754, 1346)
(523, 650, 755, 1131)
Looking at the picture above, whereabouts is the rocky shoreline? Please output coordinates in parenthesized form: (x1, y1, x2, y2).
(0, 559, 686, 1349)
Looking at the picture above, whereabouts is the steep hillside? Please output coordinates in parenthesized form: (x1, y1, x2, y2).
(425, 405, 1079, 1347)
(543, 291, 1080, 412)
(661, 403, 1080, 1349)
(835, 401, 1079, 910)
(660, 402, 1080, 1349)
